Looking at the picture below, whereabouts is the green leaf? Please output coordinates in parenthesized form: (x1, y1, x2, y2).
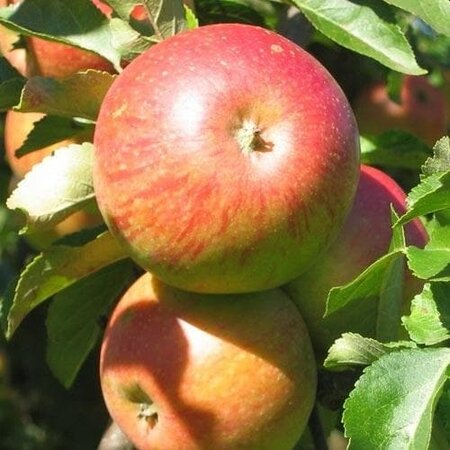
(324, 332, 416, 371)
(383, 0, 450, 37)
(377, 242, 405, 342)
(436, 382, 450, 444)
(344, 348, 450, 450)
(360, 131, 432, 171)
(396, 172, 450, 226)
(109, 18, 153, 62)
(106, 0, 187, 42)
(0, 0, 121, 70)
(402, 283, 450, 345)
(325, 252, 399, 314)
(292, 0, 426, 75)
(15, 70, 115, 121)
(0, 57, 25, 111)
(406, 214, 450, 281)
(6, 143, 95, 233)
(4, 230, 129, 338)
(422, 137, 450, 177)
(15, 115, 94, 157)
(184, 5, 198, 29)
(326, 214, 406, 342)
(46, 260, 134, 388)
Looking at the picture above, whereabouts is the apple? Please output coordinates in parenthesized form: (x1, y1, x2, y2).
(284, 164, 428, 359)
(4, 110, 102, 247)
(0, 0, 31, 75)
(93, 23, 360, 294)
(4, 110, 91, 178)
(353, 75, 446, 146)
(2, 0, 114, 78)
(100, 273, 317, 450)
(1, 0, 195, 78)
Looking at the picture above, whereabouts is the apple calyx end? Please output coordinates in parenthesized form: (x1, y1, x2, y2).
(235, 120, 272, 155)
(137, 403, 159, 429)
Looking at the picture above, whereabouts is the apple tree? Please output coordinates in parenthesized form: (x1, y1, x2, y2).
(0, 0, 450, 449)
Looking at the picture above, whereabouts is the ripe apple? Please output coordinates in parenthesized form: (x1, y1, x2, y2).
(353, 75, 446, 146)
(2, 0, 114, 78)
(4, 110, 102, 247)
(100, 273, 317, 450)
(93, 23, 360, 294)
(0, 0, 31, 75)
(284, 165, 428, 359)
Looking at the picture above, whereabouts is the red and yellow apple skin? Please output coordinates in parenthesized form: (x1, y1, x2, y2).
(100, 273, 317, 450)
(93, 23, 360, 294)
(353, 75, 446, 146)
(284, 165, 428, 360)
(0, 0, 30, 75)
(3, 0, 114, 78)
(4, 110, 102, 247)
(4, 110, 82, 178)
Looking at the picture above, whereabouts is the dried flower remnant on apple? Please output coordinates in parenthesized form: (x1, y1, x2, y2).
(93, 23, 360, 294)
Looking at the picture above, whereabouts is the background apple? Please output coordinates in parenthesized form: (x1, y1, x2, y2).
(353, 75, 446, 146)
(94, 23, 360, 294)
(0, 0, 32, 75)
(4, 110, 102, 247)
(284, 164, 428, 359)
(100, 273, 317, 450)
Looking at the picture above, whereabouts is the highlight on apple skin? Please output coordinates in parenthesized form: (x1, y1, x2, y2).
(93, 23, 360, 294)
(284, 164, 428, 360)
(100, 273, 317, 450)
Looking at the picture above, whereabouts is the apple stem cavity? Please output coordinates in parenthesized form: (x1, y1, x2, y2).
(235, 119, 272, 154)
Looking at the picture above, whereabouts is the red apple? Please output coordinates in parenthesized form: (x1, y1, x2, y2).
(353, 75, 446, 146)
(100, 273, 317, 450)
(2, 0, 114, 78)
(4, 110, 102, 246)
(284, 165, 428, 359)
(93, 23, 360, 294)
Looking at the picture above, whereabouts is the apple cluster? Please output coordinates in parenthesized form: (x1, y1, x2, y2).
(92, 23, 361, 449)
(1, 4, 430, 448)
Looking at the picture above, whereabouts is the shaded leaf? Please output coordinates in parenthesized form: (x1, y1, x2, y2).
(0, 0, 121, 69)
(0, 57, 25, 111)
(15, 70, 115, 121)
(106, 0, 186, 42)
(4, 230, 129, 338)
(360, 131, 432, 171)
(46, 259, 134, 388)
(16, 115, 94, 157)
